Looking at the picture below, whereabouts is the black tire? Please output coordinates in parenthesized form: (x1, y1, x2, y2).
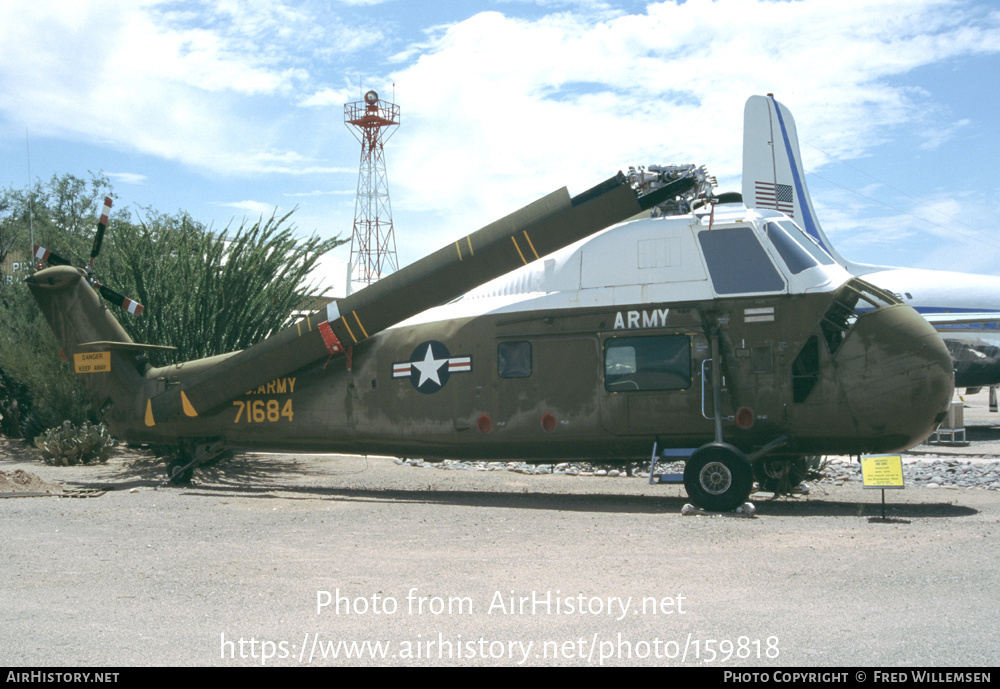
(754, 456, 808, 493)
(683, 443, 753, 512)
(167, 457, 194, 484)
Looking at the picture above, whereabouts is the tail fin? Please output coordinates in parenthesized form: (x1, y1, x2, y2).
(742, 94, 852, 267)
(25, 266, 155, 435)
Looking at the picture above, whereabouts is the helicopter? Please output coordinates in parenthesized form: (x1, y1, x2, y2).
(26, 167, 953, 511)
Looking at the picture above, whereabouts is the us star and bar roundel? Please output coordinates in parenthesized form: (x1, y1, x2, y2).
(392, 340, 472, 394)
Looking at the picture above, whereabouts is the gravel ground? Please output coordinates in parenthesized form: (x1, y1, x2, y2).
(1, 392, 999, 667)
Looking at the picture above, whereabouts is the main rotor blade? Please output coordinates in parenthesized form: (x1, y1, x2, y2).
(147, 173, 695, 423)
(91, 196, 112, 261)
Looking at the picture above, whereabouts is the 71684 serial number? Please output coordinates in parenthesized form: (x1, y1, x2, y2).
(233, 399, 293, 423)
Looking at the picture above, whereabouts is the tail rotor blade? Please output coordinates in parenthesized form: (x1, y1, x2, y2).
(91, 196, 113, 261)
(98, 284, 144, 316)
(33, 244, 72, 267)
(34, 194, 141, 317)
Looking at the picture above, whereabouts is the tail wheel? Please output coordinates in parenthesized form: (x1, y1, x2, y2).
(683, 443, 753, 512)
(167, 442, 194, 486)
(754, 456, 808, 493)
(167, 454, 194, 484)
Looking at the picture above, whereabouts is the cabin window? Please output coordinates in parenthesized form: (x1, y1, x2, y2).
(698, 227, 785, 294)
(604, 335, 691, 391)
(498, 341, 532, 378)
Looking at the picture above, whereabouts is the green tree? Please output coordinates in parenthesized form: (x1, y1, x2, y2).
(105, 209, 342, 364)
(0, 173, 111, 437)
(0, 172, 345, 438)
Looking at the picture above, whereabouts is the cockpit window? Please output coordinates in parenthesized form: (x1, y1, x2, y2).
(766, 221, 836, 274)
(780, 221, 835, 263)
(821, 279, 902, 354)
(698, 227, 785, 294)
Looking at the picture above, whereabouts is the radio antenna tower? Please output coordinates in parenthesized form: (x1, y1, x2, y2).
(345, 89, 400, 285)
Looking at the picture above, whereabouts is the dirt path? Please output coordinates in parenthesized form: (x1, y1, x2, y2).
(1, 440, 997, 667)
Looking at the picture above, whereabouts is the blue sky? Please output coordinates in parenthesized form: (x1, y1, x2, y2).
(2, 0, 999, 294)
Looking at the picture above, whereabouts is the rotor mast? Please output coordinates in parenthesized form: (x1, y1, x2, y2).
(345, 89, 400, 286)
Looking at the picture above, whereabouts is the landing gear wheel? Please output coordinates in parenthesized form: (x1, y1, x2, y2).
(754, 456, 808, 493)
(683, 443, 753, 512)
(167, 457, 194, 485)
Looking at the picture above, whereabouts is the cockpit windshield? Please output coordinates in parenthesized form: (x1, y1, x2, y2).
(766, 220, 836, 274)
(821, 278, 902, 354)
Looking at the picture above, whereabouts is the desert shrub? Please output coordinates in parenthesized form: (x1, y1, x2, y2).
(33, 420, 116, 465)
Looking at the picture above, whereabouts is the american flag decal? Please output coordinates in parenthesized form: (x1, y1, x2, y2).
(755, 182, 794, 216)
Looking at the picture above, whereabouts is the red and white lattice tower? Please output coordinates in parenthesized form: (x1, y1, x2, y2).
(344, 89, 400, 285)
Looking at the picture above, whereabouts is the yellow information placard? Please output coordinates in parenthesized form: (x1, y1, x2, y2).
(861, 454, 904, 489)
(74, 351, 111, 374)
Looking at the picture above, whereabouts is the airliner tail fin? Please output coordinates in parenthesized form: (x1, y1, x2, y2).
(742, 94, 849, 266)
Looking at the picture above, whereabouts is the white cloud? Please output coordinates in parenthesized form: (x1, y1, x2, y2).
(105, 172, 149, 185)
(376, 0, 1000, 256)
(216, 199, 282, 217)
(284, 189, 356, 197)
(299, 86, 365, 108)
(919, 118, 972, 150)
(0, 0, 381, 176)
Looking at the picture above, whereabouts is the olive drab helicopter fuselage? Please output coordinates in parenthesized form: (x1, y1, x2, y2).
(26, 173, 954, 511)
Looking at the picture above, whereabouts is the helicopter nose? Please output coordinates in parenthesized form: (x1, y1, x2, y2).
(834, 304, 954, 451)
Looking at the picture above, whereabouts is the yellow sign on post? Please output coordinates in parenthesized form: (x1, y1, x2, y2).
(861, 454, 904, 489)
(861, 455, 905, 521)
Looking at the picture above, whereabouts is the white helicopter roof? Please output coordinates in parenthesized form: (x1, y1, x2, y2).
(396, 205, 851, 328)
